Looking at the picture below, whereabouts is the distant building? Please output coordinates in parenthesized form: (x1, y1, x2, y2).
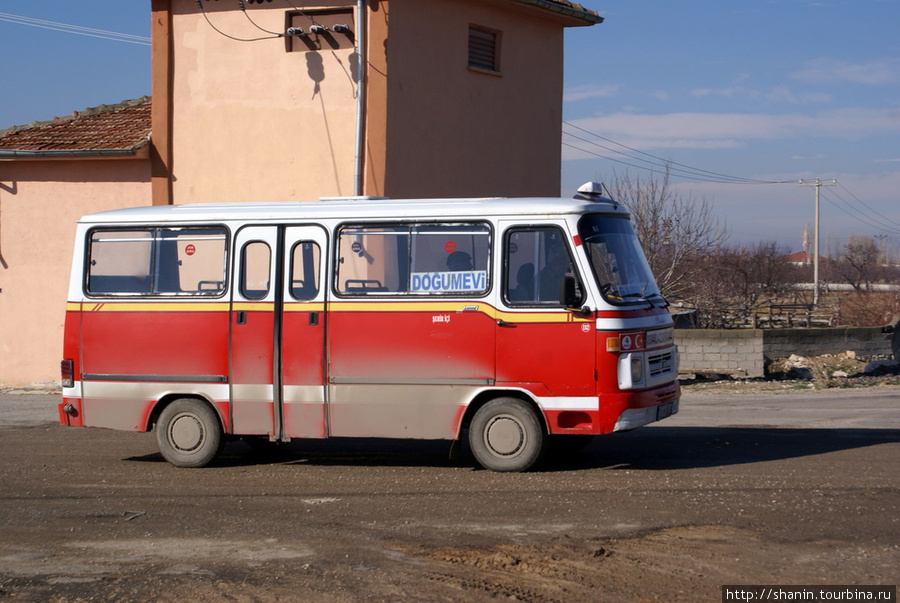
(786, 250, 826, 267)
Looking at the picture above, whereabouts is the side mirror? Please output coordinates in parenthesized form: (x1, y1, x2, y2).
(561, 275, 590, 314)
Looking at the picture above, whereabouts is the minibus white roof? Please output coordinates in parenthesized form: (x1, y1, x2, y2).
(78, 195, 627, 224)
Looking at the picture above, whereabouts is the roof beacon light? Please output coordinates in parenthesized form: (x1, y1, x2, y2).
(574, 181, 616, 204)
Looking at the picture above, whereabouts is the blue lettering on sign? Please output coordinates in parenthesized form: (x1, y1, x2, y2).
(411, 271, 487, 292)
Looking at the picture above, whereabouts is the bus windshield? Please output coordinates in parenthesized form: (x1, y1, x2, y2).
(578, 214, 663, 305)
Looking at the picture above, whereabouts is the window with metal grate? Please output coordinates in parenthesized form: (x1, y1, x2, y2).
(468, 26, 500, 72)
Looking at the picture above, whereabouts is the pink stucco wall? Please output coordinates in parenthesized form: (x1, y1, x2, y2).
(0, 160, 151, 385)
(168, 0, 360, 203)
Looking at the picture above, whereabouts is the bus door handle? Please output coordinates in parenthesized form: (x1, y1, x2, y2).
(309, 312, 319, 326)
(236, 311, 247, 325)
(497, 320, 517, 328)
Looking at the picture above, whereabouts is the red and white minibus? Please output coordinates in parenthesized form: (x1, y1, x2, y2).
(59, 183, 679, 471)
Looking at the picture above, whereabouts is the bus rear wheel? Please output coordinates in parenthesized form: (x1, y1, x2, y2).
(156, 399, 224, 468)
(469, 398, 545, 472)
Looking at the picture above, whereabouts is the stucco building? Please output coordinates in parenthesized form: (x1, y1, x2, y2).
(0, 0, 601, 385)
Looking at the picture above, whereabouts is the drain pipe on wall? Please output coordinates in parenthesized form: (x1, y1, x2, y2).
(353, 0, 367, 197)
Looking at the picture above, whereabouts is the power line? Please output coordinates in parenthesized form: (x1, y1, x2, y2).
(194, 1, 282, 42)
(564, 120, 900, 242)
(236, 0, 285, 37)
(819, 187, 900, 236)
(0, 12, 150, 46)
(562, 120, 795, 185)
(835, 181, 900, 231)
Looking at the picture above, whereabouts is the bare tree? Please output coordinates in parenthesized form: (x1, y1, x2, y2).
(695, 241, 799, 326)
(831, 234, 884, 292)
(825, 234, 900, 326)
(604, 169, 728, 304)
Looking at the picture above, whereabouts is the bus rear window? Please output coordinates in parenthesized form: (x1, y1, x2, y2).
(86, 227, 228, 296)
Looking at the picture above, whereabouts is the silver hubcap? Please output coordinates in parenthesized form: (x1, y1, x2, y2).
(485, 415, 525, 456)
(169, 414, 203, 452)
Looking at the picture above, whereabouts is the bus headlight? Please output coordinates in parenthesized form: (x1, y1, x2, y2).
(617, 353, 644, 389)
(631, 355, 643, 383)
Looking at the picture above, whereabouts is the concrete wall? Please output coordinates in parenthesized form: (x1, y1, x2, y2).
(675, 327, 895, 378)
(675, 329, 766, 378)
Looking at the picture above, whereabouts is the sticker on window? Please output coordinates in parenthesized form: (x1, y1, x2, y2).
(410, 270, 487, 292)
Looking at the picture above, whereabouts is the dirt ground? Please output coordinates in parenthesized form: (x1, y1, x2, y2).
(1, 379, 898, 602)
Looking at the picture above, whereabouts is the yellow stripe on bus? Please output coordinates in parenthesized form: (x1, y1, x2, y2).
(65, 299, 592, 323)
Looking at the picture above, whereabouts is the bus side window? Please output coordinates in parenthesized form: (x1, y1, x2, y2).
(240, 241, 271, 300)
(86, 227, 228, 297)
(505, 227, 581, 306)
(336, 226, 405, 294)
(290, 241, 320, 300)
(87, 230, 153, 295)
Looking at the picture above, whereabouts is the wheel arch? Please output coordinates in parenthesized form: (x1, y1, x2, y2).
(458, 389, 548, 437)
(145, 393, 224, 433)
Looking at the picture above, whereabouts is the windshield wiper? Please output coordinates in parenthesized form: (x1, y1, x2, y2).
(647, 292, 668, 308)
(619, 290, 668, 308)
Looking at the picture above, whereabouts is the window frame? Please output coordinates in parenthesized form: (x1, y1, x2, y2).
(333, 220, 494, 298)
(502, 224, 585, 308)
(288, 240, 322, 301)
(239, 240, 272, 301)
(84, 225, 230, 299)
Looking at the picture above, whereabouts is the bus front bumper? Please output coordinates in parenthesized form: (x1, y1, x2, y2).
(613, 397, 679, 432)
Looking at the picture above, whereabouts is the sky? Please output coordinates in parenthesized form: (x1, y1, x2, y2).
(1, 1, 899, 252)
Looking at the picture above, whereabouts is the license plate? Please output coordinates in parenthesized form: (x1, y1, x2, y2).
(656, 401, 675, 421)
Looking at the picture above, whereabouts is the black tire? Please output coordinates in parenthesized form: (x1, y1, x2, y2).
(156, 399, 224, 468)
(469, 397, 545, 472)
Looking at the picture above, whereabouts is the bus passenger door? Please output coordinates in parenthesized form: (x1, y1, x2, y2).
(496, 224, 597, 400)
(231, 226, 280, 437)
(280, 226, 328, 438)
(230, 225, 328, 440)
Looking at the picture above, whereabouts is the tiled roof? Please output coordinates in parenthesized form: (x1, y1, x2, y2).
(0, 97, 151, 155)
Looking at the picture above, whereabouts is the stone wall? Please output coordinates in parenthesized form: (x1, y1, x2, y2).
(675, 327, 894, 378)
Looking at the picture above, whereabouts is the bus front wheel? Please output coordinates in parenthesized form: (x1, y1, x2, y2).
(469, 398, 545, 472)
(156, 399, 224, 468)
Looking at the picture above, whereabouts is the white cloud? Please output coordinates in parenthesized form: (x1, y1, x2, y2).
(690, 86, 759, 99)
(764, 86, 831, 105)
(690, 85, 831, 105)
(563, 107, 900, 157)
(792, 57, 900, 85)
(563, 84, 620, 102)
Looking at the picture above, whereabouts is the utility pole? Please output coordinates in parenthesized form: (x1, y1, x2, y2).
(799, 179, 837, 307)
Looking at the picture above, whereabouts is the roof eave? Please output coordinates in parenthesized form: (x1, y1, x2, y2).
(511, 0, 604, 26)
(0, 141, 150, 161)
